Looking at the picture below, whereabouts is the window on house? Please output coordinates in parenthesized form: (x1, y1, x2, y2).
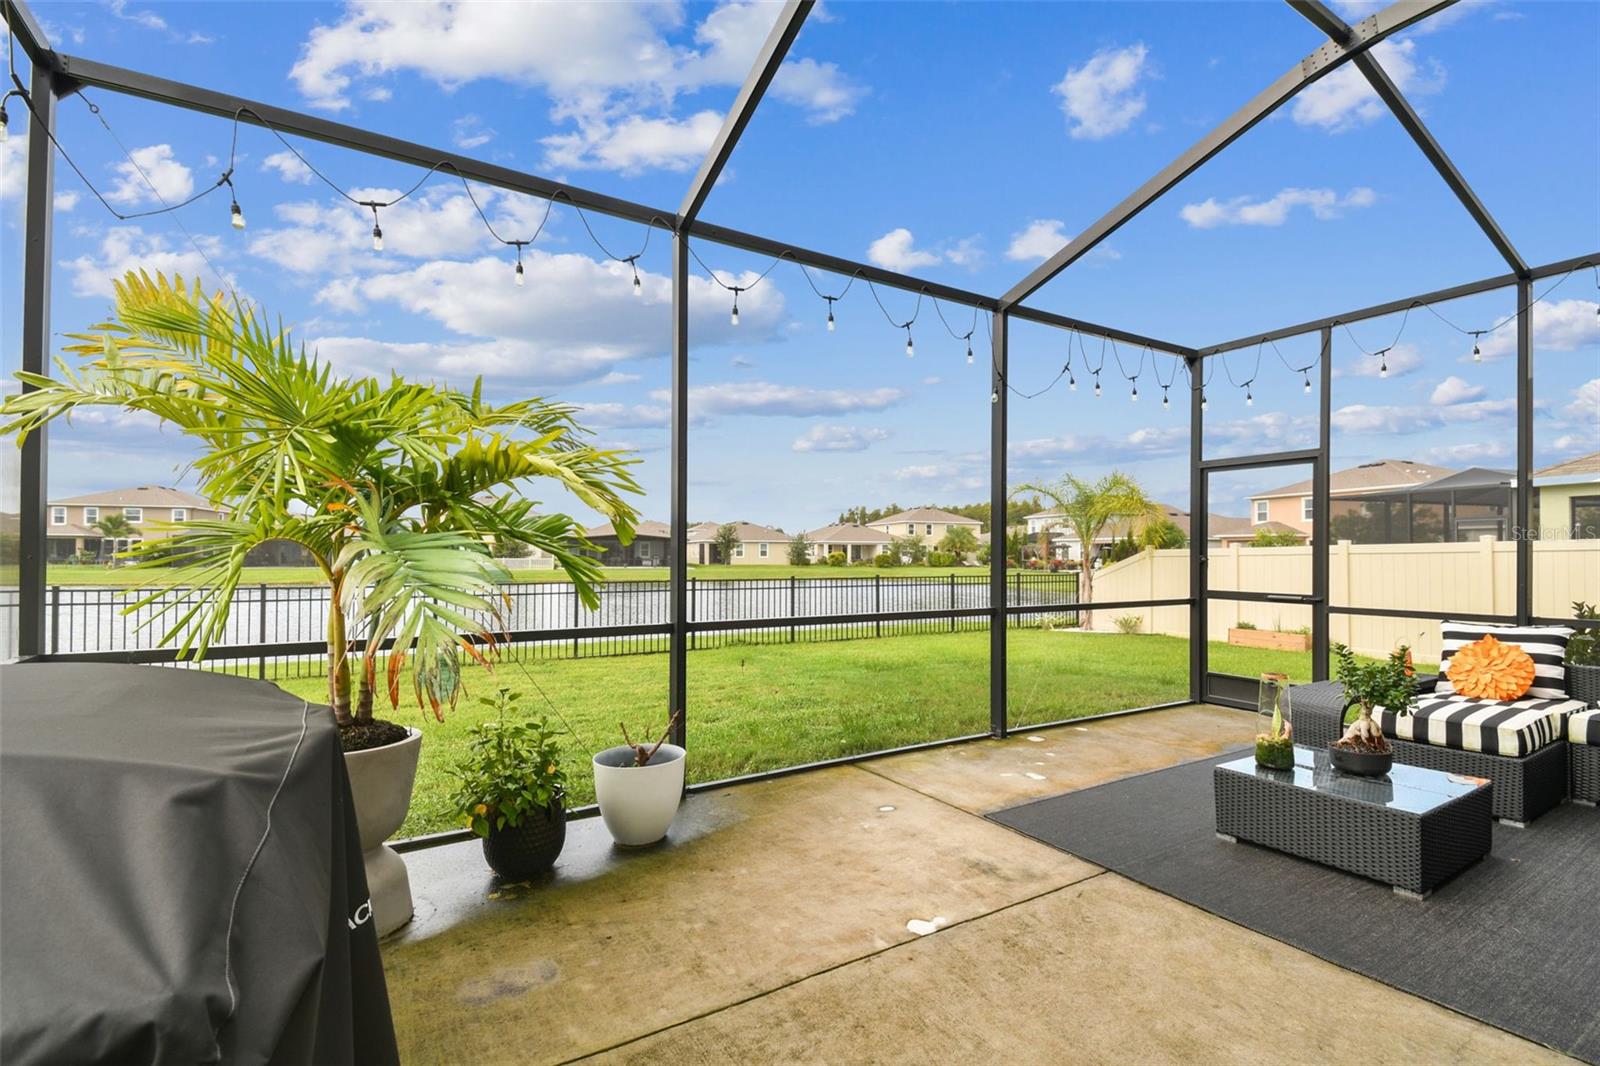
(926, 524, 933, 536)
(907, 523, 915, 534)
(124, 507, 143, 523)
(171, 508, 188, 522)
(1253, 500, 1269, 524)
(50, 507, 66, 525)
(1573, 496, 1600, 540)
(735, 545, 745, 558)
(759, 542, 769, 558)
(1301, 497, 1314, 522)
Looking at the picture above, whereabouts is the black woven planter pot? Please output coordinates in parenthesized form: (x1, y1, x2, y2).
(481, 803, 567, 880)
(1569, 662, 1600, 707)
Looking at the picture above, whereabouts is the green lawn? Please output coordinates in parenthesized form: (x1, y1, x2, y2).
(41, 563, 992, 586)
(269, 629, 1337, 840)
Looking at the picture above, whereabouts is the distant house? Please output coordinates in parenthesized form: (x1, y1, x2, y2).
(1533, 452, 1600, 540)
(46, 486, 223, 562)
(687, 521, 789, 565)
(867, 507, 982, 545)
(804, 523, 892, 563)
(584, 520, 670, 567)
(1034, 502, 1197, 562)
(1251, 459, 1453, 539)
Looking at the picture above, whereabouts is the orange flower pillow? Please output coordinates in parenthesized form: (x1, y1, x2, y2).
(1446, 634, 1536, 701)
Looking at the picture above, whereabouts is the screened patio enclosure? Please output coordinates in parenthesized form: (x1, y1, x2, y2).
(4, 0, 1597, 838)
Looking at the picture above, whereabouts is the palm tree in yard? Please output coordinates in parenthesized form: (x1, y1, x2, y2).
(92, 512, 135, 562)
(1012, 472, 1159, 626)
(2, 272, 641, 740)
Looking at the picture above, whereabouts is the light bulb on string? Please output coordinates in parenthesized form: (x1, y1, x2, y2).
(1068, 370, 1077, 392)
(990, 388, 999, 404)
(966, 337, 974, 365)
(1130, 382, 1139, 403)
(905, 329, 914, 359)
(514, 259, 525, 287)
(1470, 331, 1484, 362)
(1245, 387, 1254, 407)
(1303, 372, 1312, 395)
(1162, 386, 1170, 410)
(230, 200, 245, 230)
(1093, 374, 1101, 398)
(631, 261, 642, 298)
(826, 298, 836, 332)
(1201, 391, 1208, 413)
(730, 289, 741, 327)
(365, 203, 384, 252)
(0, 103, 8, 143)
(1378, 349, 1389, 378)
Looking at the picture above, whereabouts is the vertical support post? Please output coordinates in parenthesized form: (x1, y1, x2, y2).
(668, 231, 690, 747)
(17, 64, 57, 659)
(1515, 276, 1533, 625)
(258, 583, 269, 679)
(989, 310, 1008, 738)
(1188, 355, 1206, 704)
(1312, 327, 1332, 681)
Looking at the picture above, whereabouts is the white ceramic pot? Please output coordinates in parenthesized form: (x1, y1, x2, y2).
(343, 729, 421, 937)
(592, 744, 686, 847)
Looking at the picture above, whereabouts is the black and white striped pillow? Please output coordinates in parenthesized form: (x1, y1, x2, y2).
(1436, 621, 1573, 701)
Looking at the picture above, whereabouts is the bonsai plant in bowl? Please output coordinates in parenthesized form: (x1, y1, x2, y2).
(593, 711, 685, 847)
(1567, 602, 1600, 706)
(1, 272, 640, 934)
(451, 688, 569, 881)
(1330, 642, 1417, 777)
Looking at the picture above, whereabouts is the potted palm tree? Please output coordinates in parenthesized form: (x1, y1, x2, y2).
(2, 272, 640, 934)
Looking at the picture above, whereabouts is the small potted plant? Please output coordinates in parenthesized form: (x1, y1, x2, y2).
(1330, 643, 1417, 777)
(450, 689, 569, 880)
(593, 711, 685, 847)
(1567, 602, 1600, 706)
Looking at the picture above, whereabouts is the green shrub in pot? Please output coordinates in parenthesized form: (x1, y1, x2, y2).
(1568, 602, 1600, 706)
(450, 689, 569, 880)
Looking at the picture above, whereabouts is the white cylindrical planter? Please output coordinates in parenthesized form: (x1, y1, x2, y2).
(592, 744, 686, 847)
(343, 729, 421, 937)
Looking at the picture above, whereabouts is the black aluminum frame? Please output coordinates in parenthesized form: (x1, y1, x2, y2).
(4, 0, 1597, 834)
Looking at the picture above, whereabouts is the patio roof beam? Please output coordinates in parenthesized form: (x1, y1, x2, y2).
(1, 0, 54, 68)
(1197, 251, 1598, 354)
(48, 53, 671, 230)
(689, 221, 1197, 355)
(999, 0, 1460, 309)
(679, 0, 814, 227)
(1288, 0, 1527, 276)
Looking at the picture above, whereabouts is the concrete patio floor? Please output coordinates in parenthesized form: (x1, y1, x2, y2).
(382, 704, 1570, 1065)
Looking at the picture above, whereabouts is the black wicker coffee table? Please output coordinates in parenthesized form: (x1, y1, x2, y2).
(1214, 746, 1492, 899)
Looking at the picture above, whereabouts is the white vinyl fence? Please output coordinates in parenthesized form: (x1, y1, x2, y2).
(1089, 538, 1600, 663)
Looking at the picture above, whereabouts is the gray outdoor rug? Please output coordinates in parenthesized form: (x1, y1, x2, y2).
(990, 751, 1600, 1063)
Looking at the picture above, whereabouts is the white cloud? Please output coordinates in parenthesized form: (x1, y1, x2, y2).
(1430, 375, 1484, 405)
(54, 191, 80, 212)
(0, 127, 27, 203)
(260, 150, 314, 184)
(1179, 186, 1376, 228)
(1006, 219, 1068, 262)
(1422, 440, 1510, 465)
(792, 424, 891, 453)
(1336, 341, 1425, 379)
(1473, 299, 1599, 362)
(541, 110, 723, 174)
(1291, 40, 1445, 132)
(289, 1, 861, 173)
(867, 228, 940, 271)
(662, 381, 906, 418)
(62, 226, 226, 299)
(451, 115, 496, 150)
(1053, 43, 1151, 140)
(1010, 425, 1187, 462)
(106, 144, 194, 206)
(1331, 397, 1513, 435)
(568, 401, 670, 430)
(1564, 378, 1600, 426)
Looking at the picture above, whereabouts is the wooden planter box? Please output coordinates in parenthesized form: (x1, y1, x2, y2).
(1228, 628, 1311, 652)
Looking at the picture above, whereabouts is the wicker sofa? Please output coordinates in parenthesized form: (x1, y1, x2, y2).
(1292, 676, 1575, 825)
(1571, 710, 1600, 806)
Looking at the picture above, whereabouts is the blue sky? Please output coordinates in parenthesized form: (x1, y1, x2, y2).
(2, 0, 1596, 528)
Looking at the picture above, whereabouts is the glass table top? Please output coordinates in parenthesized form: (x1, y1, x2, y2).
(1216, 746, 1489, 815)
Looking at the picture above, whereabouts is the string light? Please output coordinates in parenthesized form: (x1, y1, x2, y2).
(1303, 372, 1312, 394)
(1201, 391, 1208, 412)
(1162, 385, 1170, 409)
(1245, 386, 1254, 406)
(1093, 371, 1102, 398)
(905, 327, 915, 358)
(990, 388, 999, 404)
(1377, 348, 1389, 378)
(627, 256, 642, 297)
(966, 338, 974, 365)
(826, 297, 836, 331)
(365, 203, 384, 252)
(730, 289, 741, 326)
(0, 92, 10, 142)
(1130, 382, 1139, 403)
(1470, 330, 1485, 362)
(230, 200, 244, 230)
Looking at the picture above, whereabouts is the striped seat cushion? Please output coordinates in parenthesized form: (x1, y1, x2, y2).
(1378, 694, 1580, 757)
(1436, 621, 1573, 700)
(1571, 709, 1600, 747)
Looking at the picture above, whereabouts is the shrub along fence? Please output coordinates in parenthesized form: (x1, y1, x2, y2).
(1, 570, 1081, 681)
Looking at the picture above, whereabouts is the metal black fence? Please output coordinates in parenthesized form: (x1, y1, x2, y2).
(3, 570, 1081, 680)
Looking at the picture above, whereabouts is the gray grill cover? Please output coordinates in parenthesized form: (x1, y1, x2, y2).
(1, 663, 398, 1065)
